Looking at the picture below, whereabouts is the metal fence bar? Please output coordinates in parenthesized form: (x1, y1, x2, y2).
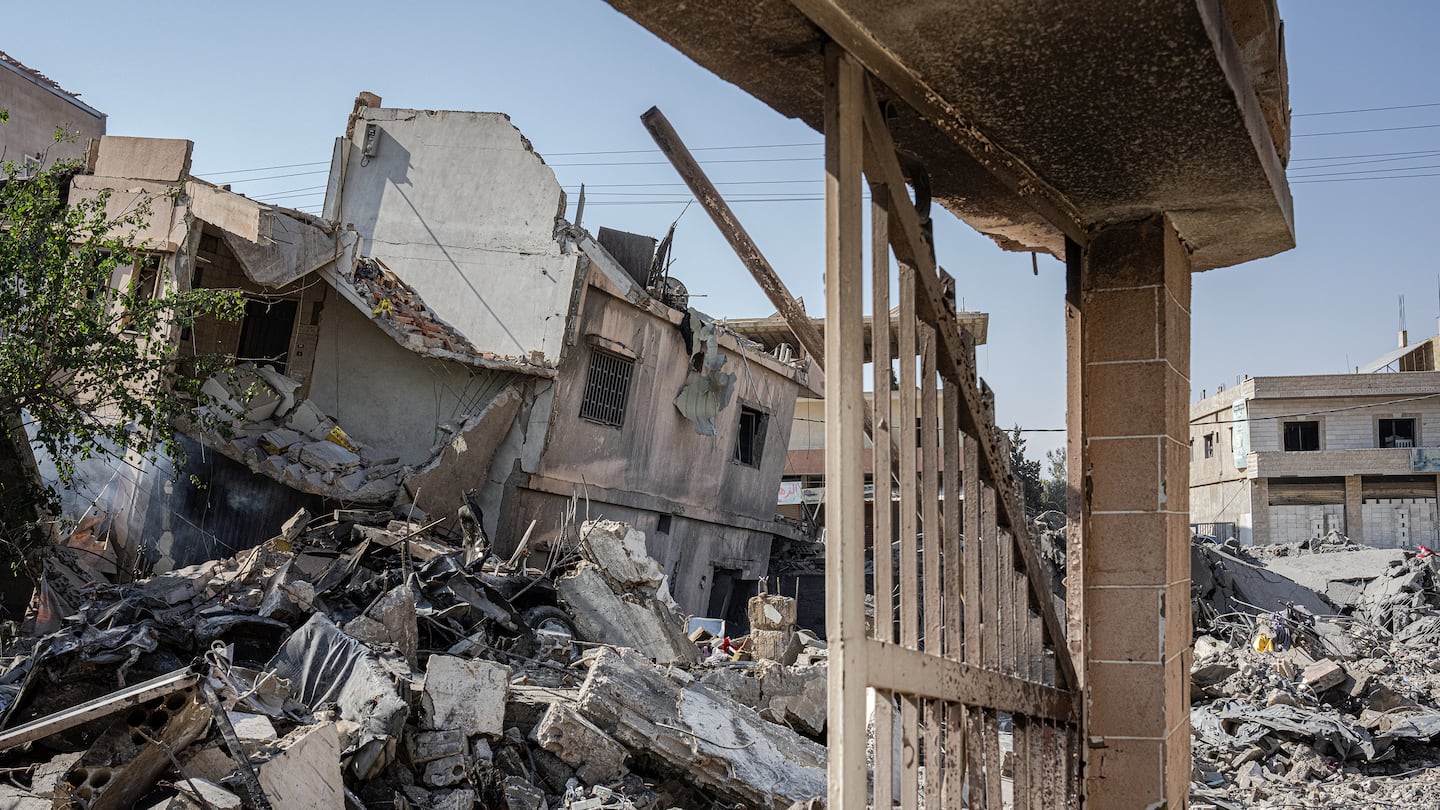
(821, 41, 868, 810)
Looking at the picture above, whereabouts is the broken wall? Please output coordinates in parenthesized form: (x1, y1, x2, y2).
(306, 294, 522, 466)
(325, 107, 579, 367)
(537, 279, 801, 521)
(503, 486, 772, 615)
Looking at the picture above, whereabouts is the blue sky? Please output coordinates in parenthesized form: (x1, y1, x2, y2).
(7, 0, 1439, 459)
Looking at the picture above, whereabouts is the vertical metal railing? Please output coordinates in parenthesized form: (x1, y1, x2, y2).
(823, 44, 1083, 809)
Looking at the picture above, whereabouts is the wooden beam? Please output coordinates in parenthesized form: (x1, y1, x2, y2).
(641, 106, 827, 366)
(0, 668, 198, 753)
(787, 0, 1087, 245)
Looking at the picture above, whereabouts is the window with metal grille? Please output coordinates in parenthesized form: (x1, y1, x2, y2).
(579, 349, 633, 427)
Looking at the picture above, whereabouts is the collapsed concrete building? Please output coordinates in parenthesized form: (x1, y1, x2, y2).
(65, 94, 814, 619)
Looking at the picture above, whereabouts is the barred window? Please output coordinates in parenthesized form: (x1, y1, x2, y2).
(579, 349, 634, 427)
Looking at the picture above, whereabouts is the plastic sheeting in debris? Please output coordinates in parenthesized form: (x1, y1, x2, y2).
(267, 612, 410, 779)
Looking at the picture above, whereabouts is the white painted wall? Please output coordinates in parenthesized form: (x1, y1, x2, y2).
(328, 107, 579, 366)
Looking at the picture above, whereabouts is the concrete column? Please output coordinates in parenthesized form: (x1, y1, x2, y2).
(1345, 475, 1363, 543)
(1074, 214, 1192, 808)
(1251, 478, 1270, 546)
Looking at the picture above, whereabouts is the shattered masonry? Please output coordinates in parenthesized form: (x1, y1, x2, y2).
(54, 92, 816, 619)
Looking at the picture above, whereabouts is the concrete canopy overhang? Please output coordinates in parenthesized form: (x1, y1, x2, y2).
(604, 0, 1294, 271)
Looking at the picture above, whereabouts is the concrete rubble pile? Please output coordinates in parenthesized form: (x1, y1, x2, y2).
(1189, 537, 1440, 809)
(190, 363, 405, 503)
(0, 514, 829, 809)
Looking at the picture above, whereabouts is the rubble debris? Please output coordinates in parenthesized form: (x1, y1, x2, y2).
(1, 512, 833, 809)
(577, 646, 827, 809)
(1191, 535, 1440, 808)
(555, 521, 698, 665)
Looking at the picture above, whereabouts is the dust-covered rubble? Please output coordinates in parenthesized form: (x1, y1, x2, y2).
(0, 512, 828, 809)
(1190, 537, 1440, 809)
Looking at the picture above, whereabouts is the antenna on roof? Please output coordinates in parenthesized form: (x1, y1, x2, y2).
(1399, 294, 1409, 348)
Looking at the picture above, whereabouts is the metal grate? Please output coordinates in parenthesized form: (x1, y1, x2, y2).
(579, 349, 633, 427)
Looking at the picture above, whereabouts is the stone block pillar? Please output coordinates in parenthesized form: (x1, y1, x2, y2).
(1251, 478, 1270, 546)
(1070, 214, 1192, 808)
(1345, 475, 1363, 543)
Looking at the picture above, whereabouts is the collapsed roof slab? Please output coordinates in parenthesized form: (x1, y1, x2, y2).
(604, 0, 1294, 271)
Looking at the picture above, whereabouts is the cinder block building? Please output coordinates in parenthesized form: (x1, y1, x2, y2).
(0, 50, 104, 167)
(1191, 336, 1440, 548)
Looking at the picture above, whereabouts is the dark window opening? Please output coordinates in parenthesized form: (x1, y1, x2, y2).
(1283, 421, 1320, 452)
(734, 406, 768, 467)
(657, 514, 672, 534)
(118, 255, 162, 332)
(236, 299, 299, 375)
(706, 567, 758, 635)
(1203, 433, 1215, 458)
(1380, 418, 1417, 448)
(579, 349, 633, 427)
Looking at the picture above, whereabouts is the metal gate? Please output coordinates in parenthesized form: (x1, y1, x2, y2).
(819, 46, 1082, 809)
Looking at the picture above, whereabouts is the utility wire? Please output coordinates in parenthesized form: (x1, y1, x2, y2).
(1295, 101, 1440, 117)
(1294, 123, 1440, 138)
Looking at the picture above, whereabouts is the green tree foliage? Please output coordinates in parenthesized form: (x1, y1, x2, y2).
(1042, 447, 1067, 515)
(1007, 425, 1043, 517)
(0, 140, 244, 567)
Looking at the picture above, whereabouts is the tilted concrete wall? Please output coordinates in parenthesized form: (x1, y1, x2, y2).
(307, 285, 518, 466)
(536, 281, 800, 522)
(328, 107, 579, 366)
(0, 58, 104, 166)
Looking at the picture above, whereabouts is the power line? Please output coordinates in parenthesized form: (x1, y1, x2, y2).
(1288, 162, 1440, 180)
(550, 156, 824, 168)
(1287, 151, 1440, 172)
(1294, 123, 1440, 138)
(545, 141, 819, 157)
(1291, 171, 1440, 184)
(213, 169, 330, 184)
(201, 160, 329, 175)
(1295, 101, 1440, 117)
(1289, 148, 1440, 163)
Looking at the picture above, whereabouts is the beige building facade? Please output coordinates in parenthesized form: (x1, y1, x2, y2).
(1191, 368, 1440, 549)
(0, 50, 104, 167)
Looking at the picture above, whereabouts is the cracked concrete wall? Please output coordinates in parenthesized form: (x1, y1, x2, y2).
(307, 287, 517, 466)
(537, 283, 798, 521)
(326, 107, 579, 367)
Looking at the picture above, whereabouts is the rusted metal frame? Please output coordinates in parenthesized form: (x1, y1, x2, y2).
(942, 701, 964, 809)
(962, 434, 982, 665)
(983, 710, 1003, 808)
(855, 81, 1077, 691)
(966, 706, 989, 806)
(874, 689, 894, 809)
(865, 639, 1075, 723)
(787, 0, 1087, 244)
(999, 525, 1017, 677)
(981, 485, 1001, 673)
(870, 186, 896, 810)
(1014, 714, 1030, 810)
(941, 383, 963, 659)
(896, 261, 921, 809)
(919, 323, 943, 809)
(872, 192, 895, 647)
(822, 42, 870, 810)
